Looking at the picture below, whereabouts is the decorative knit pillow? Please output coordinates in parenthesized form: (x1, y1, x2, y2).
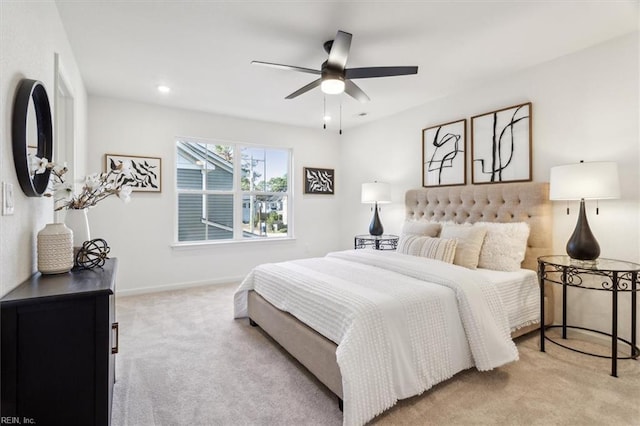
(417, 237, 457, 263)
(440, 223, 487, 269)
(396, 235, 457, 263)
(397, 234, 424, 256)
(401, 220, 442, 237)
(475, 221, 530, 272)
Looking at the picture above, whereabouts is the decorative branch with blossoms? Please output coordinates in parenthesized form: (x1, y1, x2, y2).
(30, 156, 133, 211)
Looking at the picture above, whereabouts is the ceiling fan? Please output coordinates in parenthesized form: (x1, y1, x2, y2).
(252, 30, 418, 103)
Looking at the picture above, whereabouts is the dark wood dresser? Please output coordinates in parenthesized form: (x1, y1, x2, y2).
(1, 258, 118, 426)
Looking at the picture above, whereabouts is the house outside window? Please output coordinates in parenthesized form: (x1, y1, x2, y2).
(176, 139, 291, 243)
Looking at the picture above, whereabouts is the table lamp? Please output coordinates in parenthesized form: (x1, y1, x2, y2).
(361, 181, 391, 236)
(549, 161, 620, 263)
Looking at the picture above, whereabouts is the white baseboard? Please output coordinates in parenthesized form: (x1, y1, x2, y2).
(116, 276, 244, 297)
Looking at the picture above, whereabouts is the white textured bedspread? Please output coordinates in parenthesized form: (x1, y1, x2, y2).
(475, 268, 540, 332)
(234, 250, 518, 426)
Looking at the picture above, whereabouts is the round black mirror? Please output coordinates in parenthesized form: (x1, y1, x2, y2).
(12, 79, 53, 197)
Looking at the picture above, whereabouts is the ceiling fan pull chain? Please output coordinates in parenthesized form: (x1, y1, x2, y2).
(323, 96, 327, 130)
(339, 100, 343, 135)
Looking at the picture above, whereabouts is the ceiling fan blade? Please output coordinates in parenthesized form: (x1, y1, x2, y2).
(251, 61, 321, 76)
(326, 30, 352, 71)
(345, 66, 419, 79)
(344, 79, 370, 103)
(285, 78, 322, 99)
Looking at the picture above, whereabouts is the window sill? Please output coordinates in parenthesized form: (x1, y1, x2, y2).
(171, 237, 297, 250)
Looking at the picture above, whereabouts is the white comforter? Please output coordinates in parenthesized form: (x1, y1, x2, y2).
(234, 250, 518, 426)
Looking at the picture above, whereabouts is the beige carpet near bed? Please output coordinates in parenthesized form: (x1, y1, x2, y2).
(112, 283, 639, 426)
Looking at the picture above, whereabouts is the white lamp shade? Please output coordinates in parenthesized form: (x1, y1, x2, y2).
(361, 182, 391, 204)
(549, 161, 620, 200)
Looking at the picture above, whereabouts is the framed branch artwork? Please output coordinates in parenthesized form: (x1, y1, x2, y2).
(303, 167, 334, 194)
(471, 102, 532, 184)
(422, 119, 466, 187)
(105, 154, 162, 192)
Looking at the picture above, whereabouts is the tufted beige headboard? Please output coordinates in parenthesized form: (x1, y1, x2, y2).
(405, 182, 552, 271)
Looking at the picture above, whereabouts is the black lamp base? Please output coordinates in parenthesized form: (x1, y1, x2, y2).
(566, 199, 600, 262)
(369, 202, 384, 236)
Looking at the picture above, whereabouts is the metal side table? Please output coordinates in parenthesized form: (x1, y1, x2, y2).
(538, 255, 639, 377)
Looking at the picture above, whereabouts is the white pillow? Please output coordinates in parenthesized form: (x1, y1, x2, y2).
(475, 222, 530, 272)
(440, 223, 487, 269)
(401, 220, 441, 237)
(396, 235, 457, 263)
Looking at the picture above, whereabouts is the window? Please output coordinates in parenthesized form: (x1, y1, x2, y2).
(176, 139, 291, 243)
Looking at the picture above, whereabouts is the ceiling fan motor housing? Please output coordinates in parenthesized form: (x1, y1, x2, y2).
(321, 60, 345, 81)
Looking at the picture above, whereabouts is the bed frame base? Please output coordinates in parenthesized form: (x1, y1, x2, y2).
(247, 286, 553, 405)
(247, 291, 343, 400)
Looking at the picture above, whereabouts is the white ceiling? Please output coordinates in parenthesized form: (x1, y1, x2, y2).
(55, 1, 638, 131)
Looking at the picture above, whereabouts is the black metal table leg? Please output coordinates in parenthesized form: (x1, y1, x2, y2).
(562, 266, 567, 339)
(612, 272, 618, 377)
(632, 272, 637, 359)
(539, 260, 545, 352)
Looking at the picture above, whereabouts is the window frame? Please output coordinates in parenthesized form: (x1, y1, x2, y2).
(174, 137, 294, 246)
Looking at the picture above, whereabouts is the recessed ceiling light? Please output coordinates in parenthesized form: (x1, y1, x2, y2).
(157, 85, 171, 93)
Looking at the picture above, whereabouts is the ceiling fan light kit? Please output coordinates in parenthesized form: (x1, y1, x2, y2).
(252, 30, 418, 103)
(320, 77, 345, 95)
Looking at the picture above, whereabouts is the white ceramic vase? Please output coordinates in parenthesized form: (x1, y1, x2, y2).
(64, 208, 90, 250)
(37, 223, 74, 274)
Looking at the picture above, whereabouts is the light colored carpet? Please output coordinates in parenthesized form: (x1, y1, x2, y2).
(112, 283, 640, 426)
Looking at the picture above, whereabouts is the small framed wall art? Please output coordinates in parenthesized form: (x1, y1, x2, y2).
(422, 118, 466, 187)
(303, 167, 334, 194)
(105, 154, 162, 192)
(471, 102, 532, 184)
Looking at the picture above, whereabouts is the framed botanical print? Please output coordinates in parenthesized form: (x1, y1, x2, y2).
(422, 119, 466, 187)
(471, 102, 532, 184)
(105, 154, 161, 192)
(303, 167, 334, 194)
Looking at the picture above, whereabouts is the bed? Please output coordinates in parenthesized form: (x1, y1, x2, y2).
(234, 182, 554, 426)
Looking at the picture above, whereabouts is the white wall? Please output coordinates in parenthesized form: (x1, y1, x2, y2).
(0, 1, 87, 296)
(86, 97, 342, 294)
(339, 33, 640, 341)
